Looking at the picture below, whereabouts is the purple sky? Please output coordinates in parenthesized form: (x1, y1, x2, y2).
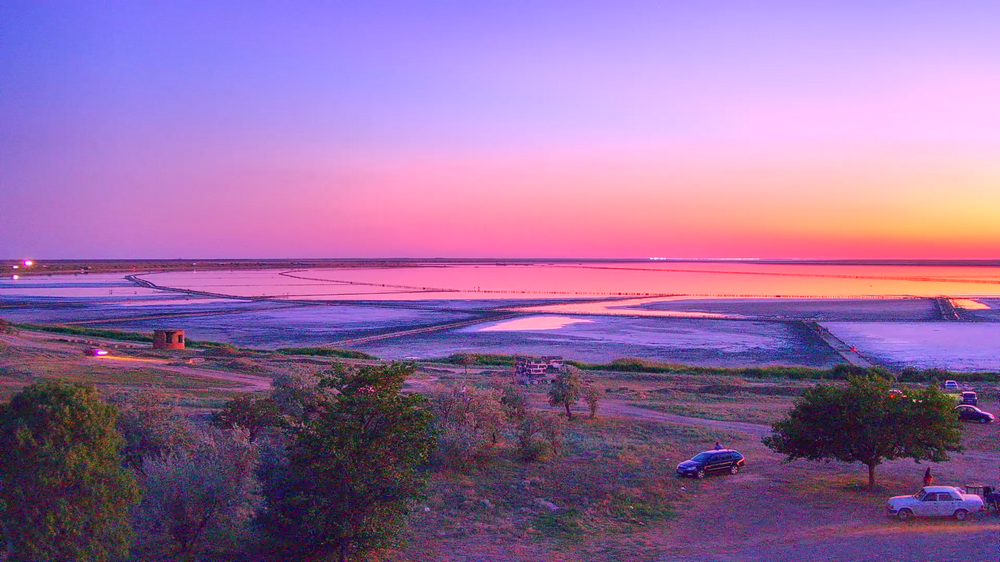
(3, 2, 999, 259)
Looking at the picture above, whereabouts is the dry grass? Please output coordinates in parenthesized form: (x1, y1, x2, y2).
(389, 417, 750, 562)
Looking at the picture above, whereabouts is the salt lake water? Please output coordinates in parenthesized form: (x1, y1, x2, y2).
(2, 262, 999, 370)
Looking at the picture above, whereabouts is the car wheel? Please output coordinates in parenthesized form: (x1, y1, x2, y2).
(730, 464, 740, 475)
(896, 509, 913, 521)
(980, 418, 989, 424)
(954, 509, 969, 521)
(696, 469, 706, 479)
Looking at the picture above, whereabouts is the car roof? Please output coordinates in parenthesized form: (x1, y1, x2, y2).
(923, 486, 962, 494)
(699, 449, 741, 455)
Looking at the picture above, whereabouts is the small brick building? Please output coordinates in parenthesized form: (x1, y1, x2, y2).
(153, 329, 185, 350)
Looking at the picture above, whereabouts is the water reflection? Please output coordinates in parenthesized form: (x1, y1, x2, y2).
(477, 316, 595, 331)
(511, 296, 735, 318)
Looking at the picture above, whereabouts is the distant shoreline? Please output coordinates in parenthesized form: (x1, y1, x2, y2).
(5, 257, 1000, 277)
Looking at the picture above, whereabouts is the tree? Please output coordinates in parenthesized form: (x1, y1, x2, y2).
(457, 353, 476, 376)
(431, 385, 507, 469)
(262, 363, 434, 562)
(499, 382, 529, 422)
(137, 426, 260, 556)
(212, 393, 281, 442)
(0, 381, 141, 561)
(515, 412, 564, 462)
(549, 369, 583, 420)
(270, 371, 335, 427)
(762, 373, 963, 490)
(110, 390, 193, 474)
(584, 383, 602, 419)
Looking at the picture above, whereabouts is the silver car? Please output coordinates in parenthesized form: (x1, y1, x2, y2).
(887, 486, 984, 521)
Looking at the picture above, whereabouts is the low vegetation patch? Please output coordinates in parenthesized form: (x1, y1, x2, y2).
(570, 357, 1000, 383)
(273, 346, 376, 360)
(434, 353, 519, 366)
(16, 323, 154, 343)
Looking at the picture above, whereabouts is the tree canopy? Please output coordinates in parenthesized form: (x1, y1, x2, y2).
(0, 381, 140, 561)
(212, 393, 280, 441)
(762, 373, 963, 489)
(262, 363, 434, 562)
(549, 369, 583, 420)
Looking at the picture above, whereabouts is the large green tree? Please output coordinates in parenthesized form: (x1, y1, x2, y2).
(0, 381, 141, 561)
(763, 373, 962, 489)
(262, 363, 434, 562)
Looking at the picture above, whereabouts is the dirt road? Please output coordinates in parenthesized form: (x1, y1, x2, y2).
(1, 332, 272, 392)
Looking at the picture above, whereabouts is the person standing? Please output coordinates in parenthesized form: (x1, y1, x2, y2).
(923, 467, 933, 487)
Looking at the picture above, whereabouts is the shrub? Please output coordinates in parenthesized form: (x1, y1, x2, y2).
(499, 383, 529, 422)
(109, 390, 193, 474)
(549, 369, 583, 420)
(584, 384, 602, 419)
(274, 346, 376, 360)
(213, 394, 281, 442)
(431, 385, 507, 469)
(0, 381, 140, 561)
(136, 426, 261, 556)
(516, 413, 564, 462)
(440, 353, 518, 366)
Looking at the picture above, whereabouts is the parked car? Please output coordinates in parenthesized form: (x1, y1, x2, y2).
(85, 347, 109, 357)
(943, 380, 960, 391)
(887, 486, 984, 521)
(888, 389, 907, 399)
(676, 449, 745, 479)
(956, 404, 994, 424)
(960, 391, 978, 405)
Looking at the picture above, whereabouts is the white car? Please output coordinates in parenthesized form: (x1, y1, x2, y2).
(887, 486, 984, 521)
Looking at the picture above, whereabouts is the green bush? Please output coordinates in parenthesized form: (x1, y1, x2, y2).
(0, 381, 141, 561)
(16, 322, 153, 342)
(437, 353, 518, 366)
(274, 346, 376, 360)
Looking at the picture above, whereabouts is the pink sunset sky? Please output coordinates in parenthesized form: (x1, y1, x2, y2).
(2, 2, 999, 259)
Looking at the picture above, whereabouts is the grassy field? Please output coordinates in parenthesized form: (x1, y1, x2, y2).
(4, 326, 1000, 561)
(391, 416, 748, 562)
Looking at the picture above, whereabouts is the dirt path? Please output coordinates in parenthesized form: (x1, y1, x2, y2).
(104, 359, 272, 392)
(601, 401, 772, 437)
(1, 332, 272, 392)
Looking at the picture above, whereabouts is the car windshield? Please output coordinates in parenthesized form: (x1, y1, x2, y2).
(915, 490, 927, 500)
(691, 452, 714, 462)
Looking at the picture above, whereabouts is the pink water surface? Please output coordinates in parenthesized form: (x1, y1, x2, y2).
(142, 262, 1000, 301)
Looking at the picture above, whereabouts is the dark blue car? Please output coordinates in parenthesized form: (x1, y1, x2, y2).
(956, 404, 994, 424)
(676, 449, 745, 479)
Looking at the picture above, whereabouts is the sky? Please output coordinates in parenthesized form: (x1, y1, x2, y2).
(2, 1, 1000, 259)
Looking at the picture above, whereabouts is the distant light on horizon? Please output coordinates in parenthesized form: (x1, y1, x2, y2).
(23, 260, 33, 267)
(11, 275, 18, 280)
(649, 257, 761, 261)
